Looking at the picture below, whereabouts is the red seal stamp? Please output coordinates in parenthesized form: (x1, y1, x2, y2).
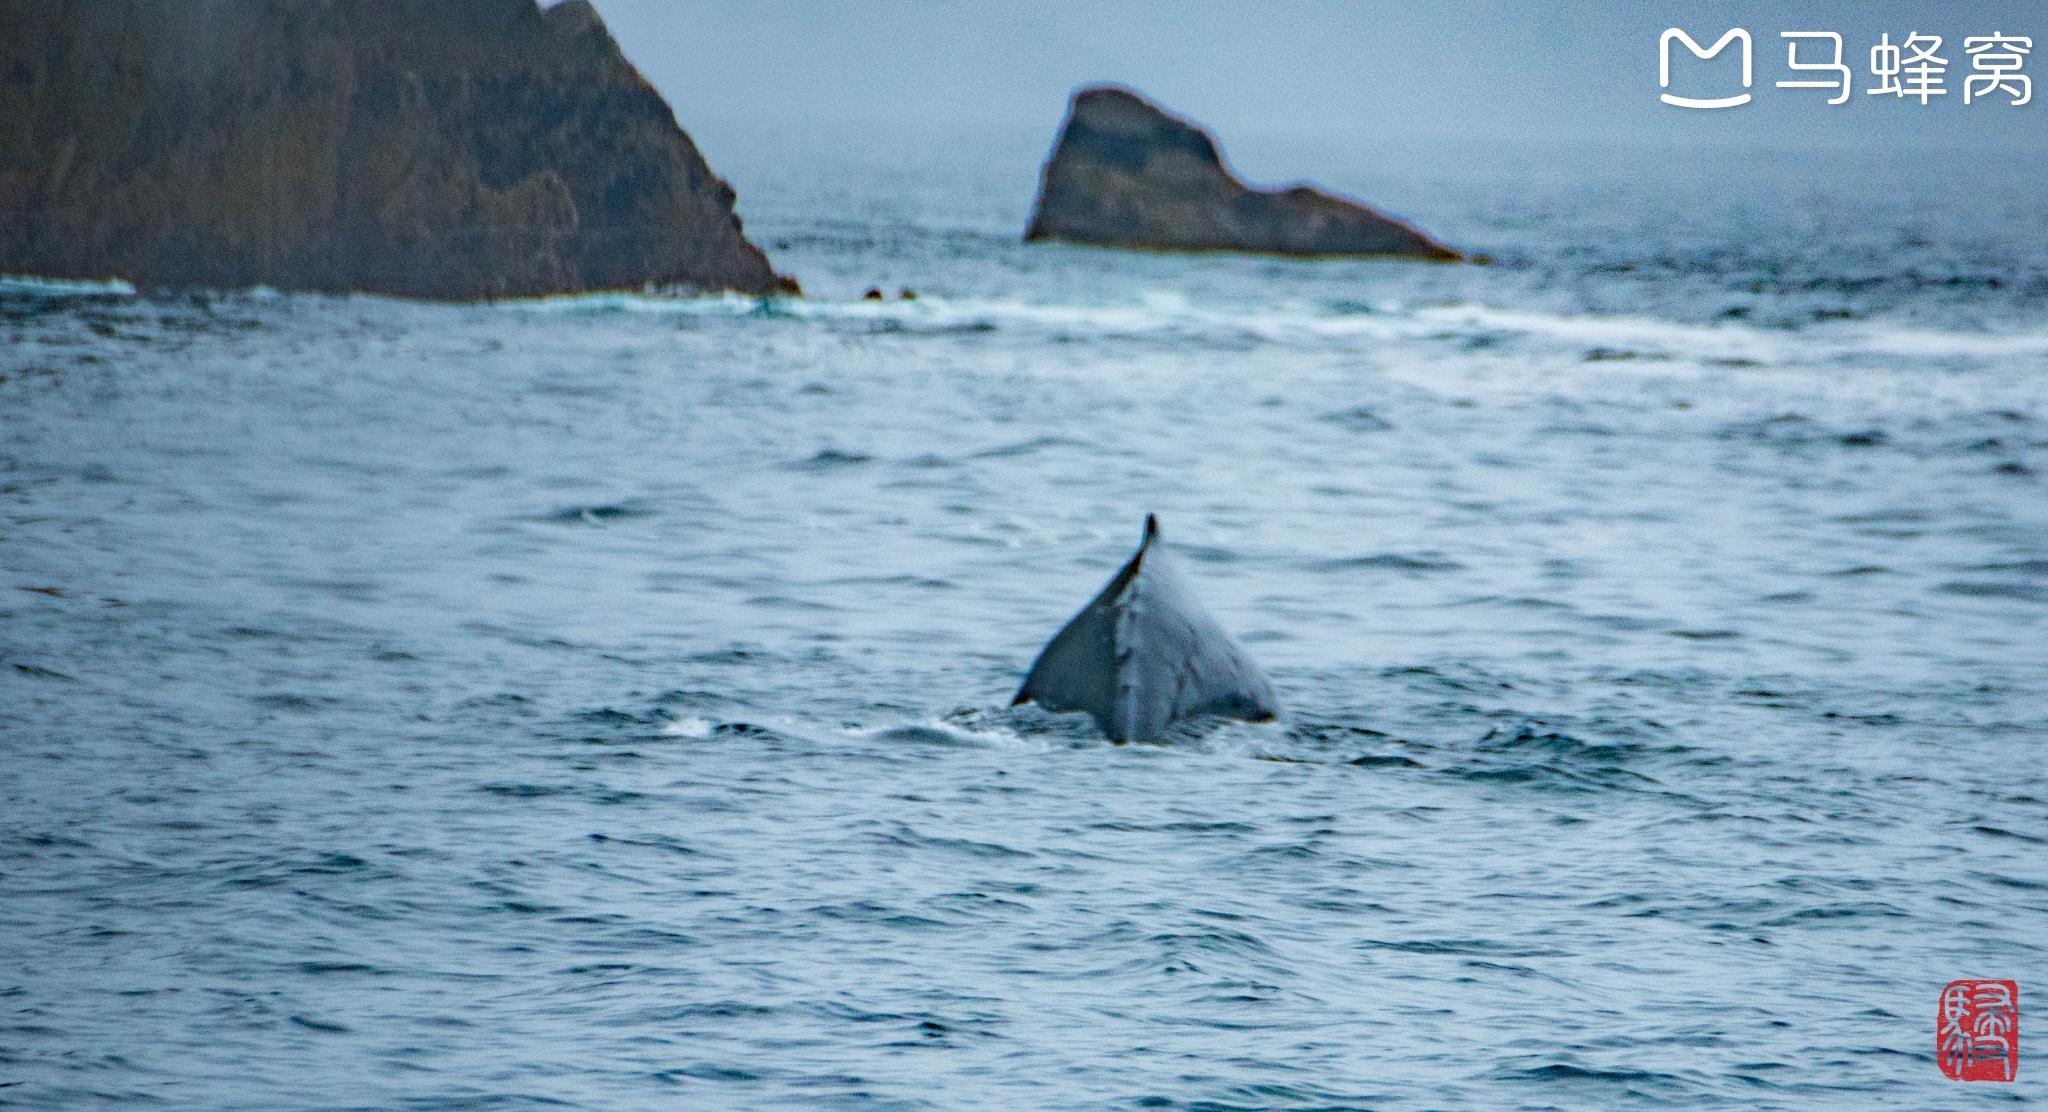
(1939, 980, 2019, 1081)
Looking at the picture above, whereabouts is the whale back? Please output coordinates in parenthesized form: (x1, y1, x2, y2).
(1014, 515, 1279, 741)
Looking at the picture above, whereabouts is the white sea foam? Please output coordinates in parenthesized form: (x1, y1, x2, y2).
(660, 715, 714, 738)
(502, 287, 2048, 370)
(0, 274, 137, 296)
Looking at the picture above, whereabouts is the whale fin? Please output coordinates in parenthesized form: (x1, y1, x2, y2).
(1014, 514, 1279, 742)
(1009, 520, 1146, 731)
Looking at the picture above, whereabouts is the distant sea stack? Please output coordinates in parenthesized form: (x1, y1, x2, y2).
(1026, 86, 1463, 262)
(0, 0, 795, 299)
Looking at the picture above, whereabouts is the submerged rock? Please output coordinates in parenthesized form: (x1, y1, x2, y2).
(1026, 86, 1462, 261)
(0, 0, 796, 299)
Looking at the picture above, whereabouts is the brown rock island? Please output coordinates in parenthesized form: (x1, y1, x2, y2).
(1026, 85, 1463, 262)
(0, 0, 795, 299)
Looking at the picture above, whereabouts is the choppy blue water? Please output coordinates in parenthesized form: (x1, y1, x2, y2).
(4, 138, 2047, 1110)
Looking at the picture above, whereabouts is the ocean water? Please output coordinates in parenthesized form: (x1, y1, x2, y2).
(3, 137, 2046, 1110)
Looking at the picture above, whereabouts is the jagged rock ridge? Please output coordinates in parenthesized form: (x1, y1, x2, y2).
(1026, 85, 1462, 261)
(0, 0, 794, 299)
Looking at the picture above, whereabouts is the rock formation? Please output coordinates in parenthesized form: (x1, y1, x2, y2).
(1026, 86, 1462, 261)
(0, 0, 795, 299)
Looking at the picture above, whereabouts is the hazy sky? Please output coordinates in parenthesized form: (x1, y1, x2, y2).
(586, 0, 2042, 165)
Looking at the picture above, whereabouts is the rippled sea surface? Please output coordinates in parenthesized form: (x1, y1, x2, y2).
(4, 140, 2047, 1109)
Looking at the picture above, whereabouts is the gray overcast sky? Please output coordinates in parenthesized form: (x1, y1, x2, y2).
(586, 0, 2043, 166)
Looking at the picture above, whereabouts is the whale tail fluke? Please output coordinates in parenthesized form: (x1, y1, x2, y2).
(1013, 515, 1279, 742)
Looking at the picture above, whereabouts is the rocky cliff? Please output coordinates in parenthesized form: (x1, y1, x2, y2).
(0, 0, 794, 299)
(1026, 86, 1462, 261)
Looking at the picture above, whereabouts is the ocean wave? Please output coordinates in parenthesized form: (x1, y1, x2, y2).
(0, 273, 138, 296)
(496, 286, 2048, 367)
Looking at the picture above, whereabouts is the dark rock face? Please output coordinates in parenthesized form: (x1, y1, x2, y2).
(0, 0, 794, 299)
(1026, 86, 1462, 261)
